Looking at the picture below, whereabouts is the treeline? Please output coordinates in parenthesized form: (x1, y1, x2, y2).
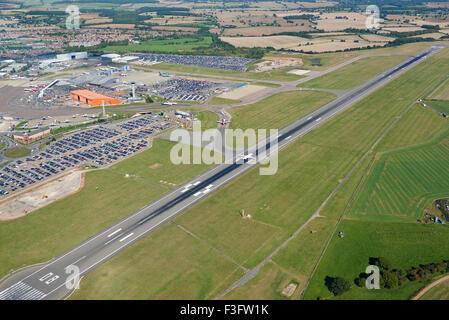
(54, 0, 158, 4)
(282, 14, 317, 21)
(355, 257, 449, 290)
(324, 256, 449, 297)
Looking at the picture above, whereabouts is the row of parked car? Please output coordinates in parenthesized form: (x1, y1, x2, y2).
(0, 115, 175, 196)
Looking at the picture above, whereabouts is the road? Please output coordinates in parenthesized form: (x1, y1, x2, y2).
(0, 45, 443, 300)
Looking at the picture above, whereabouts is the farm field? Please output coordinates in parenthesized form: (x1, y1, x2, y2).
(104, 36, 213, 54)
(66, 47, 449, 300)
(0, 139, 212, 279)
(301, 56, 406, 90)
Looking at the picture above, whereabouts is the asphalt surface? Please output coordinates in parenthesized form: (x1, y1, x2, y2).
(0, 45, 444, 300)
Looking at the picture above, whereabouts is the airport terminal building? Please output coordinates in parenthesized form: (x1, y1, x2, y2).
(13, 127, 51, 144)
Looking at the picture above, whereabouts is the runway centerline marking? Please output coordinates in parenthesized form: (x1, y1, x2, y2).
(107, 229, 122, 238)
(119, 233, 134, 242)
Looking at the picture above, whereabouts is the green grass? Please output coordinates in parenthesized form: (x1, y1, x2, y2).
(71, 223, 244, 300)
(229, 90, 336, 131)
(224, 262, 298, 300)
(425, 100, 449, 115)
(66, 47, 449, 300)
(104, 36, 213, 54)
(109, 139, 214, 187)
(428, 76, 449, 100)
(195, 111, 219, 131)
(347, 129, 449, 221)
(304, 219, 449, 300)
(377, 103, 449, 150)
(208, 97, 241, 105)
(0, 139, 212, 279)
(419, 277, 449, 300)
(4, 147, 31, 158)
(301, 56, 406, 90)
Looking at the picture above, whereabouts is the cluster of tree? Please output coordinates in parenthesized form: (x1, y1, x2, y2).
(354, 257, 449, 290)
(421, 24, 440, 30)
(282, 14, 317, 21)
(325, 276, 351, 296)
(436, 199, 449, 222)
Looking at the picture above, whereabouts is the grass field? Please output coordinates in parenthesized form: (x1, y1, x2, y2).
(71, 223, 244, 300)
(104, 37, 213, 54)
(228, 90, 336, 131)
(223, 47, 449, 300)
(208, 97, 241, 105)
(300, 55, 406, 90)
(425, 100, 449, 115)
(428, 76, 449, 100)
(0, 139, 212, 279)
(376, 104, 448, 151)
(419, 277, 449, 300)
(195, 110, 219, 130)
(347, 129, 449, 221)
(4, 147, 31, 158)
(303, 219, 449, 300)
(67, 47, 449, 300)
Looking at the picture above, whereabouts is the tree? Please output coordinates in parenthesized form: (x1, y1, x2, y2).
(381, 271, 399, 290)
(325, 276, 351, 296)
(375, 257, 392, 270)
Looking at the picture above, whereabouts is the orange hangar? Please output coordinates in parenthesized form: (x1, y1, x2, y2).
(70, 89, 121, 107)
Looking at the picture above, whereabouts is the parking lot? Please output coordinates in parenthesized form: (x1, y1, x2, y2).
(0, 114, 175, 197)
(142, 78, 228, 102)
(133, 53, 253, 71)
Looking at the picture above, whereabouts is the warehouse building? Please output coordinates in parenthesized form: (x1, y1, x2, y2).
(70, 90, 121, 107)
(13, 127, 51, 144)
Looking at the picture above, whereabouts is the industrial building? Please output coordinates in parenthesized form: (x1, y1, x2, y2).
(70, 90, 121, 107)
(13, 127, 51, 144)
(56, 52, 88, 61)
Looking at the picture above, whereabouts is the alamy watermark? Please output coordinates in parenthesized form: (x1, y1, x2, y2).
(169, 121, 279, 175)
(66, 5, 80, 30)
(365, 265, 380, 290)
(365, 5, 381, 30)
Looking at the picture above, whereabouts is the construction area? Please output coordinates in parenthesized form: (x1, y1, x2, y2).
(0, 170, 85, 221)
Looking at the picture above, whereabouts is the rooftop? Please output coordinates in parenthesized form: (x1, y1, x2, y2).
(70, 89, 116, 100)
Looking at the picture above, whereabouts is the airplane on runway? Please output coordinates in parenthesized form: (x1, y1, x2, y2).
(217, 118, 230, 126)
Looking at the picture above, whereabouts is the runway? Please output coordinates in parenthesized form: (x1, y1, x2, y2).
(0, 45, 443, 300)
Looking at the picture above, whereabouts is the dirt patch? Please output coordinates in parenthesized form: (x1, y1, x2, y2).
(0, 170, 85, 221)
(218, 84, 266, 100)
(150, 163, 162, 169)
